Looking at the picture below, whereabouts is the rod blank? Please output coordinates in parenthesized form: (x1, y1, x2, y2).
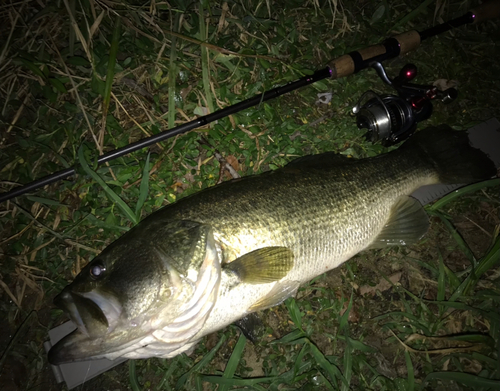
(0, 68, 332, 203)
(2, 1, 499, 203)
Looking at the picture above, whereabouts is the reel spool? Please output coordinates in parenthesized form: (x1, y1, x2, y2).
(353, 92, 419, 145)
(353, 63, 457, 146)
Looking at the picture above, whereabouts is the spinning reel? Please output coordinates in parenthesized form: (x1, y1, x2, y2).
(353, 62, 458, 146)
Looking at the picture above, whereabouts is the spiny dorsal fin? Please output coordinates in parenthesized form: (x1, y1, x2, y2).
(223, 247, 294, 284)
(369, 196, 429, 248)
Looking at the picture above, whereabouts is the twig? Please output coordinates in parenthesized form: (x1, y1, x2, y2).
(112, 91, 159, 141)
(64, 239, 100, 254)
(198, 137, 240, 182)
(463, 216, 492, 237)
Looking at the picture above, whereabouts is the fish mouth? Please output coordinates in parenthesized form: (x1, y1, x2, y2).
(48, 288, 124, 364)
(53, 288, 118, 338)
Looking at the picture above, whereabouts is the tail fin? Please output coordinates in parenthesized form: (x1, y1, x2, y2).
(403, 125, 496, 184)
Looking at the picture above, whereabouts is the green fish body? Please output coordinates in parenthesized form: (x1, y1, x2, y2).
(49, 126, 495, 364)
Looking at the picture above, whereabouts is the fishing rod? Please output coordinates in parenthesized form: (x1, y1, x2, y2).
(1, 1, 499, 204)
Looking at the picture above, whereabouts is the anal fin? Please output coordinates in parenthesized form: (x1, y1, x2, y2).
(370, 196, 429, 248)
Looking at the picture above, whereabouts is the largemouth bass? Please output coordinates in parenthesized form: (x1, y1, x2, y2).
(48, 126, 495, 364)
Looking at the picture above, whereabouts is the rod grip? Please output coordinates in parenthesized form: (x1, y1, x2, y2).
(471, 0, 500, 23)
(328, 54, 356, 79)
(328, 30, 421, 79)
(392, 30, 422, 54)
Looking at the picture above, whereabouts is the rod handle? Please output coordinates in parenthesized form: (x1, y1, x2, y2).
(471, 0, 500, 23)
(328, 30, 421, 79)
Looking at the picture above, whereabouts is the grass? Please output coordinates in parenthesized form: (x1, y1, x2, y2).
(0, 0, 499, 390)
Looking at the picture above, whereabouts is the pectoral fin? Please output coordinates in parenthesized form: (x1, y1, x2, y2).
(370, 196, 429, 248)
(223, 247, 294, 284)
(249, 280, 300, 311)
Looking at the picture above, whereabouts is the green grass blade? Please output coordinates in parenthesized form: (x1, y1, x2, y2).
(135, 153, 150, 219)
(341, 331, 352, 391)
(68, 0, 76, 56)
(308, 341, 348, 388)
(77, 145, 138, 225)
(447, 334, 495, 345)
(437, 251, 446, 307)
(277, 360, 314, 385)
(84, 213, 130, 232)
(404, 351, 414, 391)
(285, 297, 303, 330)
(434, 211, 476, 266)
(15, 57, 45, 78)
(474, 234, 500, 278)
(339, 293, 353, 331)
(425, 300, 500, 321)
(201, 376, 277, 386)
(218, 333, 247, 391)
(25, 196, 67, 207)
(428, 179, 500, 211)
(129, 360, 141, 391)
(271, 328, 307, 344)
(472, 352, 500, 369)
(199, 2, 214, 116)
(450, 235, 500, 301)
(293, 344, 309, 379)
(103, 17, 121, 118)
(168, 13, 180, 129)
(336, 335, 378, 353)
(443, 262, 462, 291)
(424, 372, 500, 388)
(155, 356, 179, 391)
(175, 334, 227, 389)
(195, 373, 203, 391)
(375, 311, 432, 335)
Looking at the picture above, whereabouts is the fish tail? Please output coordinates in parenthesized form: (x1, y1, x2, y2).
(403, 125, 496, 184)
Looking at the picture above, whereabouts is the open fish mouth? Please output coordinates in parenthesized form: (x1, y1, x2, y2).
(53, 288, 121, 338)
(48, 289, 124, 364)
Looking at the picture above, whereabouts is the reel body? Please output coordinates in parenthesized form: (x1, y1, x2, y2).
(353, 63, 457, 146)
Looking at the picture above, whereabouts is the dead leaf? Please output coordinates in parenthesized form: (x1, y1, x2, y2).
(359, 271, 402, 296)
(433, 79, 458, 91)
(224, 155, 240, 179)
(339, 299, 360, 323)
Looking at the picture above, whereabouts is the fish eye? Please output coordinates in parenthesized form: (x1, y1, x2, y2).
(89, 260, 106, 279)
